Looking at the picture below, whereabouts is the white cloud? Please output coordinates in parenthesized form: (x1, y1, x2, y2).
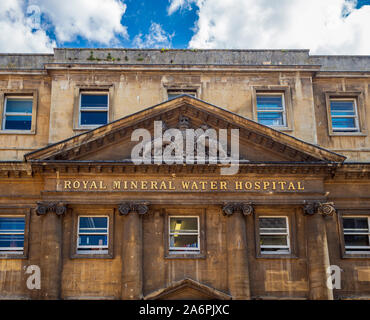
(0, 0, 56, 53)
(168, 0, 370, 55)
(35, 0, 128, 44)
(133, 22, 174, 48)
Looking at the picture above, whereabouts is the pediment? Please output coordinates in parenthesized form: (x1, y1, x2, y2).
(144, 278, 232, 300)
(25, 95, 345, 163)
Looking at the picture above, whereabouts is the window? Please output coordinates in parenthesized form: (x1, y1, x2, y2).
(343, 217, 370, 254)
(259, 217, 290, 254)
(256, 94, 286, 127)
(79, 92, 108, 126)
(330, 98, 359, 132)
(2, 97, 33, 130)
(167, 89, 196, 100)
(169, 216, 200, 254)
(77, 216, 108, 254)
(0, 216, 25, 255)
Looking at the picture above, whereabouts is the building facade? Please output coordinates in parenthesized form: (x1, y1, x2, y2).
(0, 49, 369, 300)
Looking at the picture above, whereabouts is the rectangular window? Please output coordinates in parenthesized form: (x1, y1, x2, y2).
(77, 216, 108, 254)
(256, 94, 286, 127)
(2, 97, 33, 130)
(169, 216, 200, 254)
(259, 217, 290, 254)
(167, 89, 196, 100)
(0, 217, 25, 255)
(343, 217, 370, 254)
(79, 93, 108, 126)
(330, 99, 359, 132)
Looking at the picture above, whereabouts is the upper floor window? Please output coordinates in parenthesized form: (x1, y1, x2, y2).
(256, 94, 286, 127)
(330, 98, 359, 132)
(259, 216, 290, 254)
(77, 216, 108, 254)
(343, 216, 370, 254)
(0, 216, 25, 255)
(79, 92, 108, 127)
(2, 97, 33, 131)
(169, 216, 200, 254)
(167, 89, 196, 100)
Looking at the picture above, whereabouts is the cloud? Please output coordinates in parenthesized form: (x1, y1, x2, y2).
(36, 0, 128, 44)
(0, 0, 56, 53)
(168, 0, 370, 54)
(133, 22, 174, 48)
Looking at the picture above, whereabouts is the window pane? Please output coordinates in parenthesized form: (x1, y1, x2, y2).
(4, 115, 32, 130)
(79, 217, 107, 229)
(257, 95, 283, 111)
(0, 217, 25, 232)
(257, 112, 284, 126)
(344, 235, 369, 247)
(170, 217, 198, 233)
(167, 91, 195, 100)
(170, 235, 198, 249)
(78, 235, 107, 246)
(332, 117, 356, 129)
(330, 100, 355, 117)
(0, 234, 24, 248)
(343, 218, 368, 231)
(260, 235, 288, 246)
(6, 98, 32, 113)
(81, 94, 108, 108)
(80, 111, 107, 125)
(260, 217, 287, 230)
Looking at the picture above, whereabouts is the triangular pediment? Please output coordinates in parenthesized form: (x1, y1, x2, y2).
(25, 95, 345, 163)
(144, 278, 232, 300)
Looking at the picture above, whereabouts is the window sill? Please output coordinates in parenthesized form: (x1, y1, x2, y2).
(71, 253, 113, 259)
(165, 253, 206, 259)
(0, 253, 27, 259)
(256, 253, 298, 259)
(0, 130, 35, 135)
(329, 132, 367, 137)
(341, 253, 370, 259)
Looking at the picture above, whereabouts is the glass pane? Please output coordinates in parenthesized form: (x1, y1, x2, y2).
(257, 112, 284, 126)
(168, 92, 195, 100)
(257, 95, 283, 111)
(332, 117, 356, 129)
(260, 235, 288, 246)
(0, 234, 24, 248)
(344, 235, 369, 247)
(260, 217, 287, 230)
(0, 217, 25, 233)
(170, 217, 198, 233)
(169, 235, 198, 249)
(79, 217, 107, 230)
(343, 218, 368, 232)
(78, 235, 107, 246)
(80, 94, 108, 108)
(4, 115, 32, 130)
(80, 111, 107, 125)
(330, 100, 355, 117)
(6, 98, 32, 113)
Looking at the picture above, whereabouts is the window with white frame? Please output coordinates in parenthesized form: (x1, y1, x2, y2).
(169, 216, 200, 254)
(2, 96, 33, 130)
(0, 216, 25, 254)
(256, 93, 286, 127)
(77, 216, 108, 254)
(79, 92, 108, 127)
(167, 89, 196, 100)
(259, 217, 290, 254)
(343, 216, 370, 254)
(330, 98, 359, 132)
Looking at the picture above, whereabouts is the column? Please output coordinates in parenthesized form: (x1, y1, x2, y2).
(223, 203, 252, 300)
(305, 202, 335, 300)
(119, 202, 149, 300)
(36, 202, 66, 300)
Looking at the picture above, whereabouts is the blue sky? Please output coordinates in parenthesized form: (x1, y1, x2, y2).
(0, 0, 369, 54)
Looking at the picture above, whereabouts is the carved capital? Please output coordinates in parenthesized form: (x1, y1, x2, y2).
(118, 202, 150, 216)
(222, 202, 254, 217)
(303, 201, 336, 217)
(36, 202, 67, 216)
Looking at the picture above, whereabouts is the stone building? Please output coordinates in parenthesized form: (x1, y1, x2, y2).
(0, 48, 369, 300)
